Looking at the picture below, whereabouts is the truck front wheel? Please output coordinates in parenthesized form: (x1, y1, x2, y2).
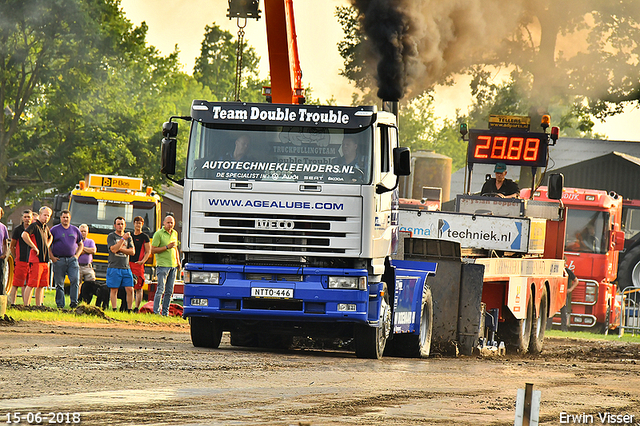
(618, 245, 640, 290)
(355, 283, 391, 359)
(501, 292, 533, 353)
(529, 288, 548, 354)
(190, 317, 223, 348)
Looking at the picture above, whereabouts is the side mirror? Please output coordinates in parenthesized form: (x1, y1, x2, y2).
(612, 230, 626, 251)
(161, 137, 177, 175)
(547, 173, 564, 200)
(393, 147, 411, 176)
(162, 121, 178, 138)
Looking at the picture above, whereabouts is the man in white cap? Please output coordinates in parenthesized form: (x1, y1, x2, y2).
(481, 162, 520, 198)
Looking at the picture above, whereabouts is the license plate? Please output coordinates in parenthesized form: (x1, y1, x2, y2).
(191, 298, 208, 306)
(251, 287, 293, 299)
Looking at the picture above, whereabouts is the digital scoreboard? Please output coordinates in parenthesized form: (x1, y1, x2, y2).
(467, 129, 549, 168)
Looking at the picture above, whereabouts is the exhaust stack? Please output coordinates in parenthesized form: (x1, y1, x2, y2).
(382, 100, 399, 125)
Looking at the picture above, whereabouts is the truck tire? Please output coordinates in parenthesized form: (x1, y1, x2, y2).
(389, 286, 433, 358)
(355, 283, 391, 359)
(597, 304, 610, 335)
(529, 287, 548, 355)
(190, 317, 223, 348)
(501, 292, 533, 353)
(618, 245, 640, 290)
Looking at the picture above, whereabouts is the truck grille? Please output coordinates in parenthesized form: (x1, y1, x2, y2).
(191, 211, 361, 256)
(204, 212, 346, 253)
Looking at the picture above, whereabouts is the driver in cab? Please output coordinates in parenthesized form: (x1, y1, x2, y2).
(480, 162, 520, 198)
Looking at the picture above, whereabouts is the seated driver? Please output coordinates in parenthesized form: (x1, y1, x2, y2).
(480, 162, 520, 198)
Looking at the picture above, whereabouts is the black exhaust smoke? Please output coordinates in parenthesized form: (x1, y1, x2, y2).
(352, 0, 416, 101)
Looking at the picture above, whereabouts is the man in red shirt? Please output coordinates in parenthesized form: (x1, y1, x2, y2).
(8, 210, 32, 306)
(21, 207, 53, 307)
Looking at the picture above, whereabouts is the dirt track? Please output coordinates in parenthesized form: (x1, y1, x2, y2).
(0, 320, 639, 426)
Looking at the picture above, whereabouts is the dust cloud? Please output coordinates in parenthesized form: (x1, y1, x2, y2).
(352, 0, 528, 100)
(350, 0, 640, 105)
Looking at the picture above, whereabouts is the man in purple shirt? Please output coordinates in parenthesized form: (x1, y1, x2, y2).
(50, 210, 83, 308)
(0, 207, 9, 294)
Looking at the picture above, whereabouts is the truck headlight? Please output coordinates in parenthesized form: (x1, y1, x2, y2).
(585, 284, 597, 302)
(185, 271, 220, 284)
(328, 276, 367, 290)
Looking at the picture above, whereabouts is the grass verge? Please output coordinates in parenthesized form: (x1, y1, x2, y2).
(545, 329, 640, 343)
(4, 288, 186, 325)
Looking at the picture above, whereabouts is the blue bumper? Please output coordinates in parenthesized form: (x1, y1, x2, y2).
(183, 263, 381, 324)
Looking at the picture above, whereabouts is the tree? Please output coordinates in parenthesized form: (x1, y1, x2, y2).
(336, 5, 378, 105)
(463, 67, 605, 139)
(398, 92, 467, 171)
(193, 24, 267, 103)
(1, 1, 214, 210)
(507, 1, 640, 119)
(338, 2, 640, 126)
(0, 0, 118, 206)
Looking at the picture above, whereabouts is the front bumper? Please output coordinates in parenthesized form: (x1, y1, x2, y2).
(182, 263, 381, 324)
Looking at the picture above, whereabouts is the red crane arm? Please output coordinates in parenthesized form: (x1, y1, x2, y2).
(263, 0, 305, 104)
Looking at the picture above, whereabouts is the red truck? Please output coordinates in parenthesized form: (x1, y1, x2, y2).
(521, 186, 625, 333)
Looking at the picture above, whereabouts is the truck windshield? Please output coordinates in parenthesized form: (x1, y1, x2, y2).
(565, 209, 609, 254)
(186, 123, 373, 184)
(622, 205, 640, 240)
(69, 196, 156, 236)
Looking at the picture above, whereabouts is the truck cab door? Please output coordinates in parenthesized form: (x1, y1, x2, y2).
(376, 125, 398, 193)
(372, 124, 398, 259)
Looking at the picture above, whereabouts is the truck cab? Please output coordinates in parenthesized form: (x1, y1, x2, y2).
(163, 101, 426, 359)
(522, 186, 624, 332)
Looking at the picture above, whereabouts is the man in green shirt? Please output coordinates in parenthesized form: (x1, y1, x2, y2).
(151, 215, 180, 315)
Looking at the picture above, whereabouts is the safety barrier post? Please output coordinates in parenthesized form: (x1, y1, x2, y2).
(514, 383, 541, 426)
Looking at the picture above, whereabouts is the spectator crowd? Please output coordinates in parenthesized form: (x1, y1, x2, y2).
(3, 207, 179, 316)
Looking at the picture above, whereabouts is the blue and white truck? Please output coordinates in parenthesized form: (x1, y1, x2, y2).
(160, 101, 454, 359)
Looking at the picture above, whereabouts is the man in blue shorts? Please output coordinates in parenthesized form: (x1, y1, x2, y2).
(106, 216, 135, 311)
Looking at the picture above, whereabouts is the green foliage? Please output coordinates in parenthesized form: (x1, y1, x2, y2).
(0, 0, 218, 210)
(464, 69, 604, 139)
(336, 5, 377, 106)
(398, 92, 467, 171)
(193, 23, 267, 103)
(0, 0, 112, 205)
(303, 85, 337, 106)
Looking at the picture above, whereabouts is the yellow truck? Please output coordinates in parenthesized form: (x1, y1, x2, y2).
(63, 174, 162, 283)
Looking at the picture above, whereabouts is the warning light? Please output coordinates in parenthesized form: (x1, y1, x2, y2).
(541, 115, 550, 130)
(551, 126, 559, 144)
